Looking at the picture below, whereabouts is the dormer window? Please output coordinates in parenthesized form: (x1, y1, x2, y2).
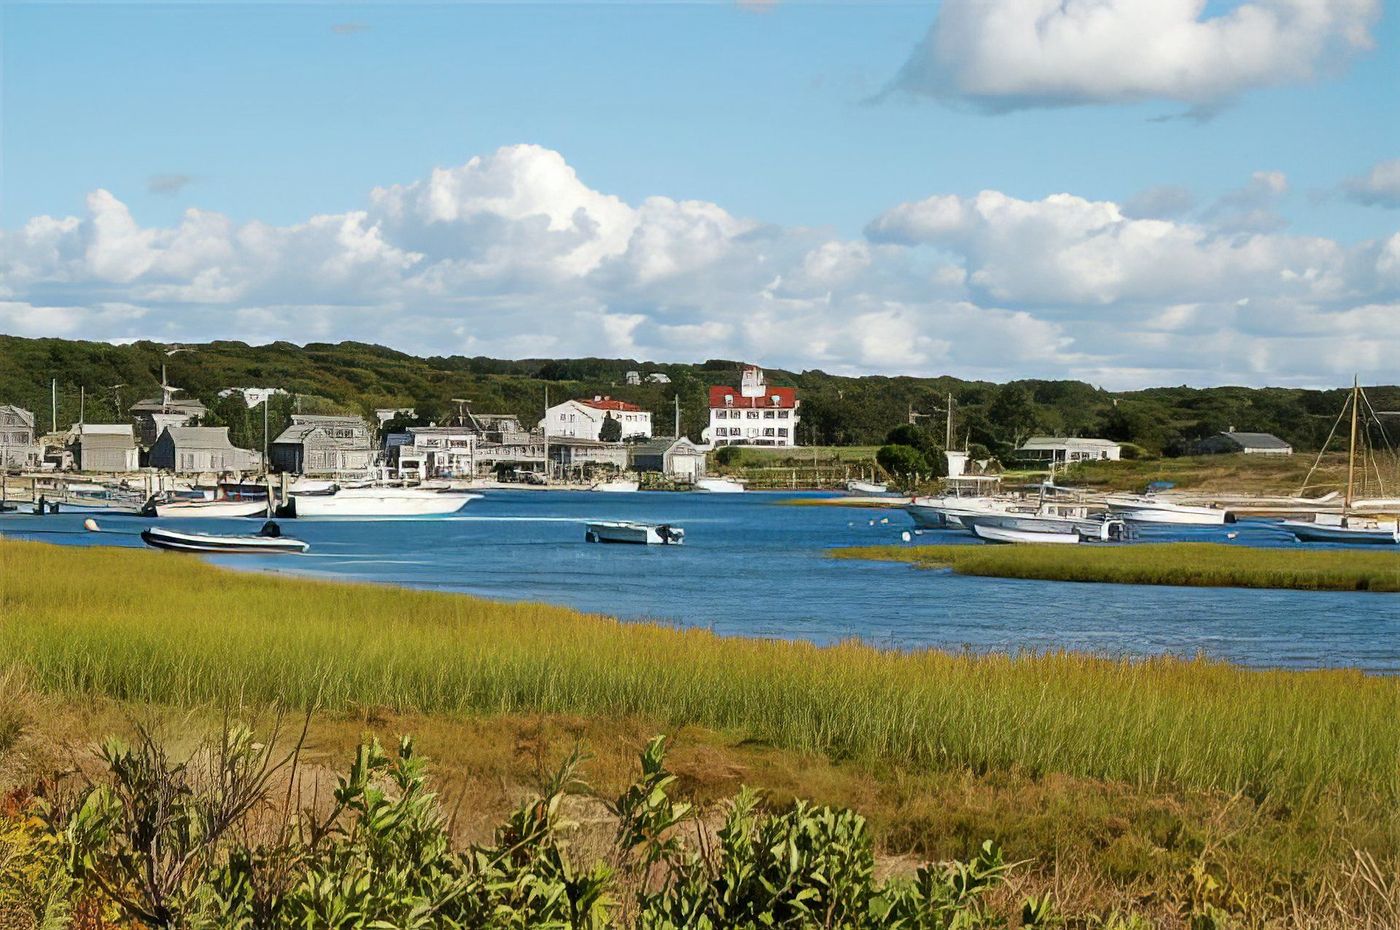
(725, 395, 733, 407)
(770, 395, 780, 406)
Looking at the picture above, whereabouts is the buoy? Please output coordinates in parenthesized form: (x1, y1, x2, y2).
(880, 517, 889, 524)
(83, 518, 100, 532)
(913, 529, 924, 536)
(868, 519, 875, 526)
(901, 531, 912, 542)
(1226, 531, 1239, 539)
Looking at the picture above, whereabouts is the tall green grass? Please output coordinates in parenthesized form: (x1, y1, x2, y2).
(836, 542, 1400, 591)
(2, 541, 1397, 815)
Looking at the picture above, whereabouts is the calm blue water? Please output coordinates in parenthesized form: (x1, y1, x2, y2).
(4, 490, 1397, 672)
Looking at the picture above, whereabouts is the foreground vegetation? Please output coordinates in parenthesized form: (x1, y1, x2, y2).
(835, 542, 1400, 592)
(2, 724, 1068, 929)
(2, 540, 1398, 926)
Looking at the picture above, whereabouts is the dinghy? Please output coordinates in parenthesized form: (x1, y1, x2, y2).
(585, 521, 685, 545)
(140, 521, 310, 554)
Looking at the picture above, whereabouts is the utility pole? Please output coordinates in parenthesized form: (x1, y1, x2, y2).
(51, 379, 57, 433)
(945, 392, 954, 450)
(674, 394, 681, 438)
(543, 385, 550, 484)
(79, 387, 86, 428)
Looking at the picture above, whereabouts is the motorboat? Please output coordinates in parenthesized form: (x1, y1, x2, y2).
(1104, 495, 1235, 525)
(141, 484, 271, 519)
(693, 477, 745, 493)
(591, 478, 641, 493)
(1279, 513, 1399, 545)
(972, 517, 1128, 545)
(275, 484, 479, 517)
(846, 480, 889, 495)
(972, 523, 1081, 545)
(139, 521, 309, 554)
(905, 496, 1015, 529)
(585, 521, 685, 545)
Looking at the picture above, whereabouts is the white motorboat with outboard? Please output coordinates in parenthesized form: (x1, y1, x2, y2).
(275, 484, 479, 517)
(141, 484, 271, 519)
(585, 521, 685, 545)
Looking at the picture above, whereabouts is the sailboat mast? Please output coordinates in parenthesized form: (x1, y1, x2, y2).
(1345, 375, 1359, 510)
(945, 392, 953, 450)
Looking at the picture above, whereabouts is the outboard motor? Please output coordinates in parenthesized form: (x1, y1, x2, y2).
(259, 520, 283, 538)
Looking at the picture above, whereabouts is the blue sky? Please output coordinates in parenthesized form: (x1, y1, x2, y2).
(2, 1, 1398, 387)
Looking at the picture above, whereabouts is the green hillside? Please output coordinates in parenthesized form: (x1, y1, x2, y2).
(0, 334, 1393, 458)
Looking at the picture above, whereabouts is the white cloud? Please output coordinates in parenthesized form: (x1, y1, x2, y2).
(1341, 158, 1400, 208)
(891, 0, 1379, 110)
(2, 144, 1397, 389)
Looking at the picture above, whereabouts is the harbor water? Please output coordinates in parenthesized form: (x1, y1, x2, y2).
(3, 490, 1396, 672)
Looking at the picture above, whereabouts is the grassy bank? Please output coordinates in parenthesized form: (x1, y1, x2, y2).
(3, 540, 1396, 809)
(1059, 451, 1400, 495)
(3, 540, 1399, 926)
(834, 542, 1400, 592)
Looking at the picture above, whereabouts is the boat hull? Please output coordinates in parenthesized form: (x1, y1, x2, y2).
(592, 479, 641, 493)
(585, 521, 684, 545)
(1279, 520, 1400, 544)
(147, 500, 271, 519)
(846, 481, 889, 495)
(140, 526, 309, 554)
(693, 478, 744, 493)
(281, 488, 479, 517)
(972, 523, 1081, 545)
(1105, 499, 1234, 525)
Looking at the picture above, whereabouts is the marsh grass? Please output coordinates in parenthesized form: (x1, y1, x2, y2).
(2, 541, 1397, 824)
(834, 541, 1400, 592)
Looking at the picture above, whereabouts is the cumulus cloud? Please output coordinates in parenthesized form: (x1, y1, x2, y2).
(890, 0, 1380, 111)
(1341, 158, 1400, 208)
(2, 143, 1397, 388)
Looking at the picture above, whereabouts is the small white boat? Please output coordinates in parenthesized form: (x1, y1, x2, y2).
(972, 523, 1081, 545)
(846, 480, 889, 495)
(140, 522, 309, 554)
(1279, 514, 1400, 545)
(591, 478, 641, 493)
(278, 485, 479, 517)
(141, 483, 271, 519)
(1104, 495, 1235, 525)
(693, 477, 745, 494)
(906, 496, 1013, 529)
(585, 521, 685, 545)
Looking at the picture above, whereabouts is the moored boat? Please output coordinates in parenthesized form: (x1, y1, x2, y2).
(276, 485, 479, 517)
(141, 485, 271, 519)
(1279, 514, 1399, 545)
(140, 522, 309, 554)
(972, 523, 1081, 545)
(585, 521, 685, 545)
(591, 478, 641, 493)
(693, 477, 745, 493)
(846, 480, 889, 495)
(1104, 495, 1235, 525)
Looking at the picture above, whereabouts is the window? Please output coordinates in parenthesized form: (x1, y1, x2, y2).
(763, 428, 775, 437)
(778, 428, 788, 438)
(725, 395, 733, 407)
(746, 411, 759, 419)
(777, 410, 789, 419)
(764, 410, 775, 419)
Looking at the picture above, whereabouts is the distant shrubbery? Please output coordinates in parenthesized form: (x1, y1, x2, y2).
(4, 334, 1393, 455)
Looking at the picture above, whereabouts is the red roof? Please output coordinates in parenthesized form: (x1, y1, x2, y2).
(709, 386, 798, 409)
(578, 396, 644, 412)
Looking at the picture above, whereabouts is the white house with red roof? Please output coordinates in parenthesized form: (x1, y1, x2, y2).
(542, 395, 653, 441)
(704, 366, 800, 447)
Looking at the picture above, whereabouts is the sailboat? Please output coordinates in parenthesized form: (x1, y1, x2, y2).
(1279, 377, 1399, 545)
